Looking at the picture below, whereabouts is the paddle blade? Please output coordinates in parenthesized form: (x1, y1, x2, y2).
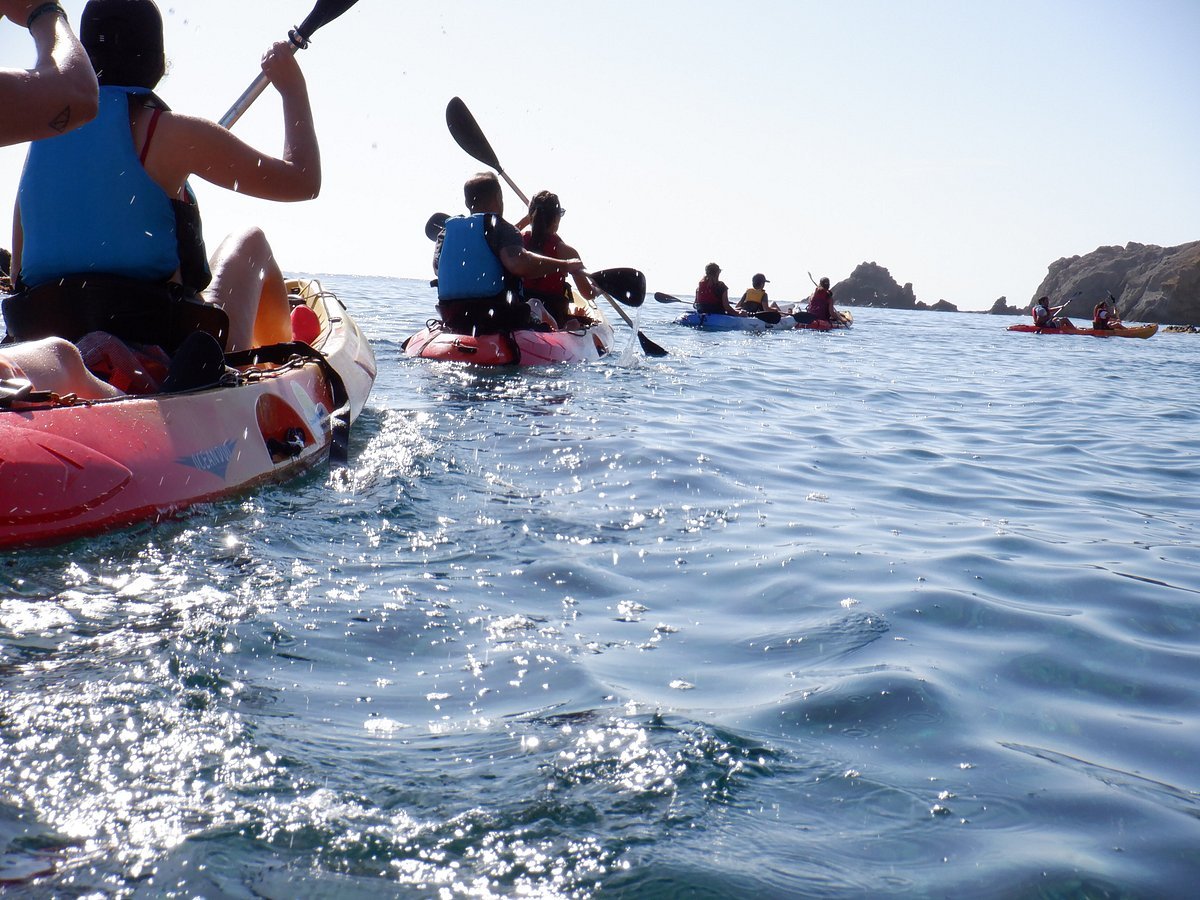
(446, 97, 501, 170)
(653, 291, 685, 304)
(637, 331, 670, 358)
(755, 310, 782, 325)
(425, 212, 450, 242)
(591, 268, 646, 307)
(297, 0, 362, 40)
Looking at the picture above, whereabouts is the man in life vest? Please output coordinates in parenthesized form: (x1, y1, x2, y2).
(1031, 296, 1073, 329)
(736, 273, 776, 315)
(1092, 297, 1121, 330)
(694, 262, 739, 315)
(434, 172, 585, 335)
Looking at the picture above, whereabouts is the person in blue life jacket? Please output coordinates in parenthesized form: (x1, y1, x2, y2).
(433, 172, 586, 335)
(4, 0, 322, 397)
(0, 2, 123, 400)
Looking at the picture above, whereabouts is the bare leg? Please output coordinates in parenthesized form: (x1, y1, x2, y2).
(2, 338, 122, 399)
(205, 227, 293, 352)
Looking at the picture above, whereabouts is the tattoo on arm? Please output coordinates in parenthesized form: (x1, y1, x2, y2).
(49, 106, 71, 134)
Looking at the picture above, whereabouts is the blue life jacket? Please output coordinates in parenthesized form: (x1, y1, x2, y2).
(436, 214, 506, 302)
(18, 85, 182, 288)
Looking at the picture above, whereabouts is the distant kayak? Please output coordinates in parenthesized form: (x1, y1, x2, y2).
(675, 311, 853, 332)
(1006, 323, 1158, 339)
(403, 294, 615, 366)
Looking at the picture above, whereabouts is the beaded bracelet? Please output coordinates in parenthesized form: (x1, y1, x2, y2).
(26, 2, 65, 30)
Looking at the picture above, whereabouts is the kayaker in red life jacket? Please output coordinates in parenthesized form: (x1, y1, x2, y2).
(1092, 298, 1121, 330)
(0, 2, 117, 400)
(792, 276, 840, 324)
(521, 191, 597, 328)
(695, 263, 740, 315)
(1031, 296, 1074, 329)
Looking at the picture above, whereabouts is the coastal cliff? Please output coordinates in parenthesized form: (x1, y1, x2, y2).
(1031, 241, 1200, 325)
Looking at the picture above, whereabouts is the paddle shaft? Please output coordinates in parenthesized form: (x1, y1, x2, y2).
(220, 40, 298, 129)
(219, 0, 361, 129)
(445, 99, 666, 355)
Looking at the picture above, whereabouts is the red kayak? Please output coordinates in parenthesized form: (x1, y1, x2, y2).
(1007, 323, 1158, 339)
(403, 294, 614, 365)
(0, 279, 376, 549)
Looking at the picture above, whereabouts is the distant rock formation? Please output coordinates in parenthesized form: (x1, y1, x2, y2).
(833, 262, 917, 309)
(985, 296, 1024, 316)
(832, 262, 959, 312)
(1032, 240, 1200, 324)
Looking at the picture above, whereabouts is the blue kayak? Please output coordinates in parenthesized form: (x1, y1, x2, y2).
(675, 311, 852, 332)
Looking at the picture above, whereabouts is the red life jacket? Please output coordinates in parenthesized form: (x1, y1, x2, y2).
(522, 231, 567, 297)
(695, 278, 726, 312)
(808, 288, 833, 320)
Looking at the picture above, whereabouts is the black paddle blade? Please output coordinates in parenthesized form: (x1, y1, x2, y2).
(425, 212, 450, 242)
(591, 268, 646, 307)
(756, 310, 783, 325)
(653, 291, 684, 304)
(446, 97, 501, 170)
(637, 331, 670, 358)
(297, 0, 361, 41)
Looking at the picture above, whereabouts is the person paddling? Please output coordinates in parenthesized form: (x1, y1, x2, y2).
(5, 0, 322, 400)
(1031, 296, 1073, 329)
(792, 276, 840, 324)
(520, 191, 597, 329)
(434, 172, 585, 335)
(695, 263, 739, 315)
(736, 273, 777, 315)
(1092, 297, 1121, 331)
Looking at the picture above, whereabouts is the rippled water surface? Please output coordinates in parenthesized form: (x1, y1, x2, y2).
(2, 276, 1198, 897)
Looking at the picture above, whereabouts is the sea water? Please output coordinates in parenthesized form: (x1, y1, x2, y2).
(1, 275, 1197, 897)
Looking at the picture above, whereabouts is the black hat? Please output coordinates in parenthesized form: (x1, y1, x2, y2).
(82, 0, 165, 89)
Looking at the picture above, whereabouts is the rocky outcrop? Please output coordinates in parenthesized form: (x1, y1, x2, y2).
(925, 299, 959, 313)
(984, 296, 1024, 316)
(833, 262, 917, 309)
(1032, 240, 1200, 324)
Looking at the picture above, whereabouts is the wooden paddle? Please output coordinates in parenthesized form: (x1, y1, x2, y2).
(220, 0, 362, 129)
(443, 98, 669, 357)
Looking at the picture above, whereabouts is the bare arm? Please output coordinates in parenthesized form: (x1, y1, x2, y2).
(559, 240, 596, 299)
(0, 4, 99, 146)
(142, 40, 320, 202)
(500, 245, 583, 280)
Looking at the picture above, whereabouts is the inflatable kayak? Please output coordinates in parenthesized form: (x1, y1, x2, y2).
(675, 310, 853, 331)
(1006, 323, 1158, 339)
(402, 293, 615, 366)
(0, 278, 376, 549)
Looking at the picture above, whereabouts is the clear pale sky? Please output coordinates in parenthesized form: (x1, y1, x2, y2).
(2, 0, 1198, 308)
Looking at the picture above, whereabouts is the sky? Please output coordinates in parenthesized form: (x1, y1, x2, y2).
(2, 0, 1198, 309)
